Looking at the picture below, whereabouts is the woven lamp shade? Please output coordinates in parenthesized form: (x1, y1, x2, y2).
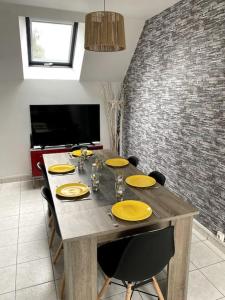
(85, 11, 126, 52)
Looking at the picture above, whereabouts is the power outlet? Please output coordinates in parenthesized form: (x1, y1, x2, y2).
(217, 231, 225, 243)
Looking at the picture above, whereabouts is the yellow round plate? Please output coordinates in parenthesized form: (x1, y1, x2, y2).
(105, 158, 129, 167)
(112, 200, 152, 221)
(71, 150, 93, 157)
(56, 183, 89, 198)
(48, 164, 75, 174)
(125, 175, 156, 188)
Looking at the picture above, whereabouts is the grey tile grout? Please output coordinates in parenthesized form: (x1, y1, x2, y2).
(198, 268, 225, 298)
(14, 182, 22, 300)
(202, 239, 225, 260)
(1, 280, 55, 296)
(16, 255, 51, 266)
(189, 258, 225, 272)
(1, 180, 225, 300)
(17, 237, 49, 245)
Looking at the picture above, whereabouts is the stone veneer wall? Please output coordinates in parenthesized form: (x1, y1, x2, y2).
(123, 0, 225, 234)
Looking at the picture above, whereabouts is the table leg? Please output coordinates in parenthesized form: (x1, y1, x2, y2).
(64, 237, 97, 300)
(167, 216, 193, 300)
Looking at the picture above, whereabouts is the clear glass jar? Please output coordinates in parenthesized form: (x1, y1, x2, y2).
(115, 174, 124, 201)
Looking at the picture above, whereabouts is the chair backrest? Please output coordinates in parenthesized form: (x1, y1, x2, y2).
(71, 145, 82, 151)
(37, 162, 50, 189)
(41, 186, 61, 237)
(128, 156, 139, 167)
(113, 226, 174, 282)
(149, 171, 166, 186)
(41, 186, 54, 209)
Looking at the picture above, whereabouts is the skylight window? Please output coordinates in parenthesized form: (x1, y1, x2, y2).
(25, 18, 78, 67)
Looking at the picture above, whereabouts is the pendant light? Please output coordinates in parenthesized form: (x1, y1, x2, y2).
(85, 0, 126, 52)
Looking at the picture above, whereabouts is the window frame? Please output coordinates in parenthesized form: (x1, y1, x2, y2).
(25, 17, 78, 68)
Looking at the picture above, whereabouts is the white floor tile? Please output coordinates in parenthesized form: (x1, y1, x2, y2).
(17, 239, 50, 263)
(201, 261, 225, 295)
(189, 261, 197, 271)
(16, 257, 53, 290)
(16, 281, 57, 300)
(191, 241, 223, 268)
(155, 269, 167, 281)
(192, 228, 207, 242)
(0, 216, 18, 231)
(136, 284, 159, 300)
(0, 245, 17, 268)
(0, 291, 15, 300)
(192, 233, 201, 243)
(0, 265, 16, 295)
(19, 211, 45, 227)
(0, 182, 20, 197)
(187, 270, 223, 300)
(203, 240, 225, 260)
(98, 270, 125, 298)
(20, 190, 43, 203)
(1, 180, 225, 300)
(20, 200, 43, 215)
(18, 224, 47, 243)
(0, 200, 19, 218)
(0, 229, 18, 248)
(0, 195, 20, 206)
(138, 279, 167, 299)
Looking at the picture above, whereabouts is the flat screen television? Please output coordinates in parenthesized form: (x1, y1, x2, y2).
(30, 104, 100, 147)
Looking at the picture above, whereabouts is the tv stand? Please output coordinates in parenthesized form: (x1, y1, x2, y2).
(30, 144, 103, 178)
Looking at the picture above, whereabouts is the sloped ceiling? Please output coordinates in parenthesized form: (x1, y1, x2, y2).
(0, 0, 181, 81)
(0, 0, 181, 18)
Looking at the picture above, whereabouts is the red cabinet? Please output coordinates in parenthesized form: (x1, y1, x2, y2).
(30, 145, 103, 177)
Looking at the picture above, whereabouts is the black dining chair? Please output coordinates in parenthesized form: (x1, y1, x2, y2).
(149, 171, 166, 186)
(97, 226, 175, 300)
(71, 145, 82, 151)
(41, 186, 65, 299)
(37, 162, 52, 220)
(37, 161, 49, 186)
(128, 156, 139, 167)
(41, 187, 63, 261)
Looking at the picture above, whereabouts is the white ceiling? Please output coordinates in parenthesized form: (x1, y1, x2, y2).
(0, 0, 181, 19)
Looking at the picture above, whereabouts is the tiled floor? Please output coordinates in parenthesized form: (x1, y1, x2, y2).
(0, 180, 225, 300)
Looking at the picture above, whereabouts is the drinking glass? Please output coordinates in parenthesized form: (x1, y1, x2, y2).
(115, 174, 124, 201)
(91, 163, 100, 191)
(95, 153, 104, 170)
(81, 147, 88, 160)
(91, 173, 100, 191)
(78, 156, 84, 171)
(92, 162, 98, 174)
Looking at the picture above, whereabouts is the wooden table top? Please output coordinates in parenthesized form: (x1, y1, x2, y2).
(43, 150, 198, 242)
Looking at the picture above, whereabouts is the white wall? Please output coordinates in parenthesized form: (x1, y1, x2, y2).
(0, 2, 144, 179)
(0, 81, 111, 178)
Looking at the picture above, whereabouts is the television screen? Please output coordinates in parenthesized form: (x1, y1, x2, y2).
(30, 104, 100, 147)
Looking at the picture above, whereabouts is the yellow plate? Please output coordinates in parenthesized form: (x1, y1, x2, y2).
(105, 158, 129, 167)
(56, 183, 89, 198)
(125, 175, 156, 188)
(71, 150, 93, 157)
(48, 164, 75, 174)
(112, 200, 152, 221)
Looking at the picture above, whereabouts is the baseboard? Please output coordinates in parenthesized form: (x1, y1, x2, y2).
(0, 174, 32, 183)
(193, 218, 225, 253)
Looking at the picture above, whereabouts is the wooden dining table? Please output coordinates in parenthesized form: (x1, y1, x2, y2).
(43, 150, 198, 300)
